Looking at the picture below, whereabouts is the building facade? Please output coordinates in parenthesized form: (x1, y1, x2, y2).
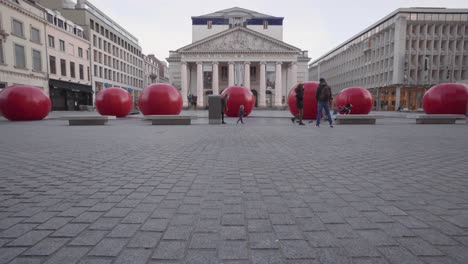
(39, 0, 144, 108)
(45, 8, 92, 111)
(0, 0, 48, 92)
(309, 8, 468, 111)
(143, 54, 159, 87)
(168, 7, 310, 108)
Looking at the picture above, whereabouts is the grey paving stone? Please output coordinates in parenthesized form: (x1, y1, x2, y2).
(396, 237, 444, 256)
(219, 241, 249, 260)
(356, 230, 398, 246)
(438, 246, 468, 263)
(140, 219, 169, 232)
(23, 238, 69, 256)
(114, 249, 152, 264)
(87, 238, 128, 257)
(36, 217, 72, 230)
(8, 257, 44, 264)
(378, 246, 425, 264)
(0, 224, 37, 238)
(251, 250, 284, 264)
(249, 232, 280, 249)
(339, 238, 381, 257)
(221, 226, 247, 240)
(72, 212, 104, 223)
(184, 250, 220, 264)
(107, 224, 140, 238)
(0, 247, 28, 264)
(69, 231, 107, 246)
(222, 214, 245, 226)
(248, 219, 273, 232)
(128, 231, 162, 248)
(189, 233, 219, 249)
(88, 218, 121, 230)
(280, 240, 316, 259)
(305, 231, 340, 247)
(273, 225, 304, 240)
(7, 230, 51, 246)
(152, 241, 186, 260)
(51, 223, 88, 237)
(43, 247, 90, 264)
(162, 225, 192, 240)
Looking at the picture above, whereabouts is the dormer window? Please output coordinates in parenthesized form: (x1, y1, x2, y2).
(207, 21, 212, 29)
(263, 20, 268, 29)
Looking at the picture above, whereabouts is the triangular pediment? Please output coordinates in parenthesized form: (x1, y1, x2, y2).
(177, 27, 301, 54)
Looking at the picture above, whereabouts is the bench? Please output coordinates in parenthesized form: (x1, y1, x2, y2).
(410, 114, 466, 124)
(62, 116, 116, 126)
(144, 115, 197, 125)
(334, 115, 376, 125)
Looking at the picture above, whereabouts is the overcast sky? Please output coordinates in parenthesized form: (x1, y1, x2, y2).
(91, 0, 467, 62)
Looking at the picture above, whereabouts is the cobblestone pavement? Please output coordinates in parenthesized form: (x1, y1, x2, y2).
(0, 116, 467, 264)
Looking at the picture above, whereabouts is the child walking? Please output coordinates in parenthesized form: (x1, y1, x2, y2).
(237, 105, 245, 124)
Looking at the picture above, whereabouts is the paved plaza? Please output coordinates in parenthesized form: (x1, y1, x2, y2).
(1, 112, 468, 264)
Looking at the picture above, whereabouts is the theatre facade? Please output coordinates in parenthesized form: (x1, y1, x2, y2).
(167, 7, 310, 108)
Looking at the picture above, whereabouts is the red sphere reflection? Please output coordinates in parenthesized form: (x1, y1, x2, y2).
(95, 87, 132, 117)
(335, 87, 373, 115)
(138, 83, 182, 115)
(423, 83, 468, 114)
(0, 85, 51, 121)
(288, 82, 319, 119)
(220, 86, 255, 117)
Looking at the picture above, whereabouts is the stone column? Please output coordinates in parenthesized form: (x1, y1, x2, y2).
(196, 62, 204, 107)
(275, 62, 282, 107)
(212, 62, 219, 95)
(228, 62, 235, 87)
(291, 62, 298, 86)
(181, 62, 188, 107)
(259, 62, 266, 107)
(244, 61, 250, 89)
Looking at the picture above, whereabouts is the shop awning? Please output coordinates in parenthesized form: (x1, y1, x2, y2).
(50, 79, 93, 93)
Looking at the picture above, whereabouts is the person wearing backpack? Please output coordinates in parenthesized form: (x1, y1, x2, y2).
(291, 83, 305, 125)
(315, 78, 334, 128)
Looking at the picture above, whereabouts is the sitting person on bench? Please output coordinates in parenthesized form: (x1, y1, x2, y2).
(338, 103, 353, 115)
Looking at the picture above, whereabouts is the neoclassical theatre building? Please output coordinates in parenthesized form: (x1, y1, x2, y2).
(167, 7, 310, 108)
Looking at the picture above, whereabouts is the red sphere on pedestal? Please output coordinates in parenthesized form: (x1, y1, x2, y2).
(423, 83, 468, 114)
(220, 86, 255, 117)
(95, 87, 132, 117)
(0, 85, 51, 121)
(288, 82, 319, 120)
(138, 83, 182, 115)
(335, 87, 373, 115)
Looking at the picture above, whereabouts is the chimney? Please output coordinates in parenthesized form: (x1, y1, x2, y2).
(75, 0, 85, 9)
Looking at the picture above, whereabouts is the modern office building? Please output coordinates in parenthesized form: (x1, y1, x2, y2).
(0, 0, 48, 92)
(308, 8, 468, 111)
(167, 7, 310, 108)
(39, 0, 144, 107)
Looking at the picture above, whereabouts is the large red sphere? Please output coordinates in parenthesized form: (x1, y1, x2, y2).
(95, 87, 132, 117)
(0, 85, 51, 121)
(288, 82, 319, 119)
(335, 87, 373, 115)
(423, 83, 468, 114)
(138, 83, 182, 115)
(220, 86, 255, 117)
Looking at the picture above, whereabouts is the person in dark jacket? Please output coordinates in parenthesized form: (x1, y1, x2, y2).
(291, 83, 305, 125)
(315, 78, 334, 127)
(220, 94, 229, 124)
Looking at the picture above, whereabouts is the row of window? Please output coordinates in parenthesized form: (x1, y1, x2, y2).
(46, 12, 84, 39)
(11, 18, 41, 44)
(92, 34, 142, 68)
(93, 65, 143, 88)
(47, 35, 88, 59)
(3, 42, 43, 72)
(89, 19, 141, 57)
(49, 55, 88, 81)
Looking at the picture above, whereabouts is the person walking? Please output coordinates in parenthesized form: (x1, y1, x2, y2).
(315, 78, 334, 128)
(237, 105, 245, 124)
(221, 94, 229, 124)
(291, 83, 305, 125)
